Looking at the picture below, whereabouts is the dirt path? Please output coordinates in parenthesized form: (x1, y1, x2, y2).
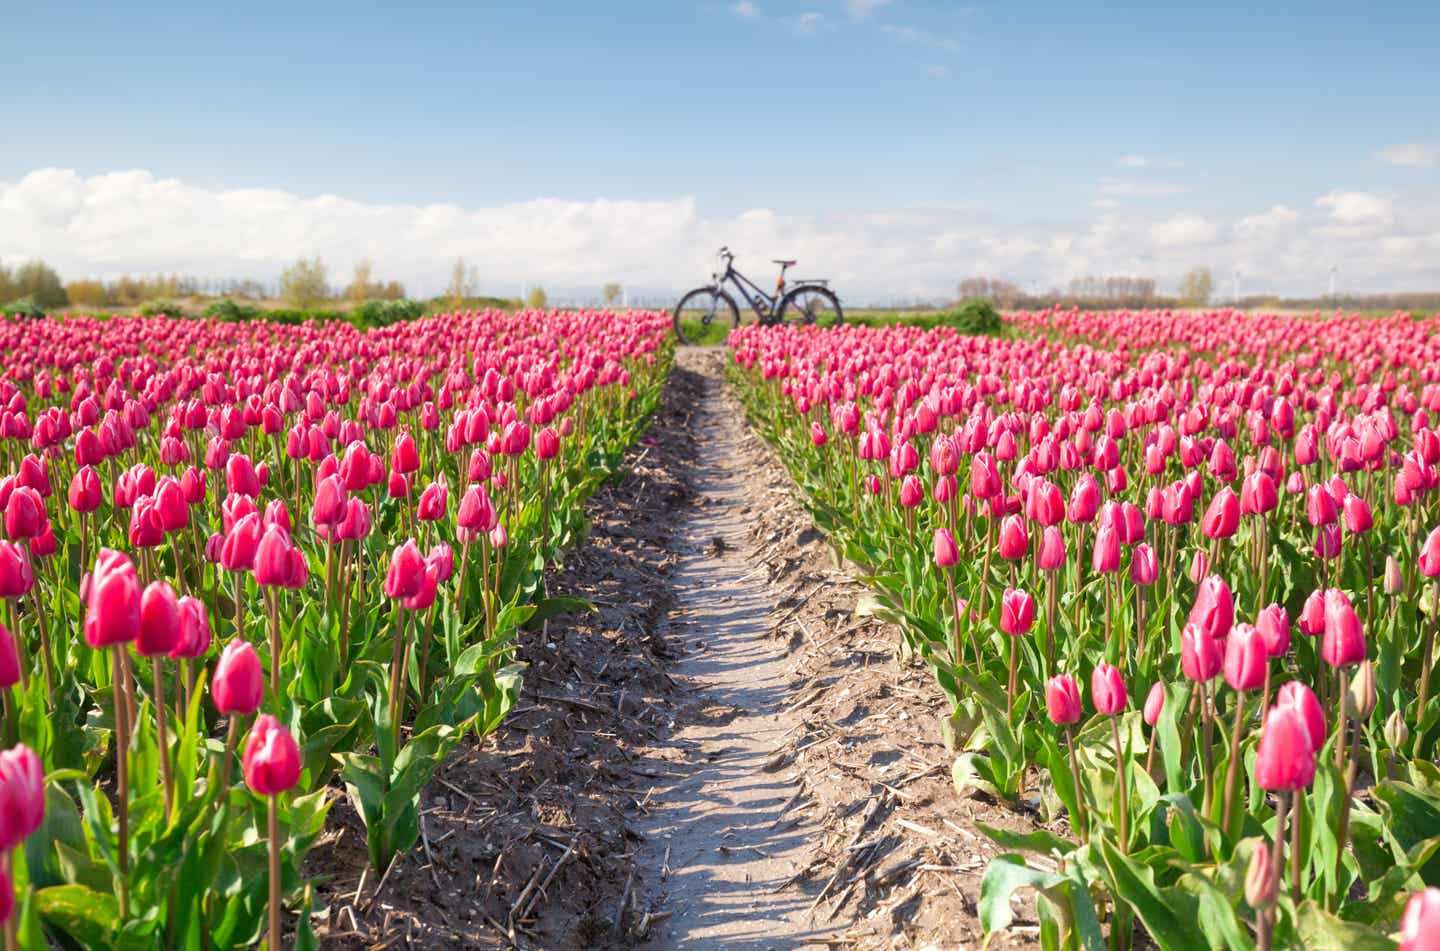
(311, 345, 1036, 949)
(632, 349, 829, 949)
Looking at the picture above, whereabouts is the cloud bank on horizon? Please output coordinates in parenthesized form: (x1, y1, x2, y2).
(2, 165, 1438, 303)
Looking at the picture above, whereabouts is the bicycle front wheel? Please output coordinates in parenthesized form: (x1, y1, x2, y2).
(672, 286, 740, 345)
(778, 285, 843, 329)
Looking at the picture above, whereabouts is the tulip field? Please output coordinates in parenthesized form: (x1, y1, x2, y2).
(0, 310, 669, 948)
(730, 309, 1440, 950)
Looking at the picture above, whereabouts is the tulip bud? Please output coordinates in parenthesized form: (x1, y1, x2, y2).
(1386, 555, 1406, 595)
(170, 596, 212, 660)
(212, 640, 264, 714)
(67, 465, 103, 513)
(1255, 704, 1317, 791)
(1129, 543, 1158, 585)
(1255, 604, 1290, 658)
(1201, 487, 1240, 540)
(1224, 623, 1267, 692)
(1244, 844, 1276, 910)
(1188, 576, 1235, 640)
(1181, 623, 1224, 683)
(83, 549, 142, 648)
(1386, 708, 1411, 750)
(1187, 548, 1208, 583)
(1046, 674, 1082, 725)
(1276, 681, 1326, 751)
(136, 581, 182, 657)
(0, 542, 33, 600)
(311, 474, 347, 526)
(253, 525, 294, 588)
(242, 714, 301, 796)
(997, 515, 1029, 561)
(933, 528, 959, 569)
(417, 481, 449, 521)
(0, 744, 45, 850)
(427, 543, 455, 583)
(3, 486, 47, 540)
(1321, 589, 1366, 668)
(385, 540, 427, 599)
(898, 475, 924, 508)
(1000, 588, 1035, 636)
(534, 427, 560, 460)
(1346, 660, 1377, 721)
(1143, 682, 1165, 726)
(1091, 663, 1127, 715)
(391, 431, 420, 474)
(1037, 525, 1066, 571)
(1091, 522, 1121, 574)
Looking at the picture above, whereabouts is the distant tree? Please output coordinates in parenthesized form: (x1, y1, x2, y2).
(526, 286, 549, 310)
(65, 279, 109, 307)
(343, 260, 376, 301)
(1177, 267, 1214, 306)
(603, 282, 623, 306)
(343, 260, 406, 302)
(0, 262, 14, 303)
(8, 261, 68, 308)
(278, 257, 330, 308)
(446, 258, 478, 309)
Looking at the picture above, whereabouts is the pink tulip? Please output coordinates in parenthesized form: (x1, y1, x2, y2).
(1046, 674, 1082, 725)
(933, 528, 959, 568)
(1000, 588, 1035, 636)
(1255, 704, 1317, 791)
(1224, 623, 1267, 692)
(84, 549, 141, 648)
(242, 714, 301, 795)
(1091, 663, 1127, 715)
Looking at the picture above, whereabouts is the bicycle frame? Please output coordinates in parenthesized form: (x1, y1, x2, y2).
(715, 258, 781, 321)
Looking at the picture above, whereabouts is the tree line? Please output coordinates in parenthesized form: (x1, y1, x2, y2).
(0, 257, 633, 316)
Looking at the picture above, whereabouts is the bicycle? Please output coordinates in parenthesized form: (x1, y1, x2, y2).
(672, 246, 843, 345)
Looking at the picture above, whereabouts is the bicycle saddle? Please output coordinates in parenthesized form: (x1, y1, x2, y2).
(772, 259, 797, 268)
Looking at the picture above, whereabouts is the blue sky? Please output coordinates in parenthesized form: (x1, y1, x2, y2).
(3, 1, 1438, 301)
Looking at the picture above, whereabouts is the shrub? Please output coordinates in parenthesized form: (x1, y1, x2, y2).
(204, 298, 263, 322)
(934, 298, 1005, 335)
(349, 298, 425, 327)
(139, 300, 187, 318)
(2, 296, 46, 319)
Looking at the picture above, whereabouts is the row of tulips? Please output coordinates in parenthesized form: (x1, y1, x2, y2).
(0, 309, 671, 948)
(729, 313, 1440, 950)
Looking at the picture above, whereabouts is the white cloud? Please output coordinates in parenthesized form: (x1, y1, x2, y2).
(1148, 214, 1220, 248)
(845, 0, 893, 18)
(879, 24, 961, 52)
(730, 1, 760, 18)
(793, 11, 825, 33)
(1373, 143, 1440, 168)
(1117, 154, 1184, 169)
(1098, 178, 1189, 198)
(1090, 198, 1120, 209)
(3, 167, 1439, 302)
(1314, 189, 1393, 238)
(925, 64, 951, 78)
(1234, 204, 1299, 239)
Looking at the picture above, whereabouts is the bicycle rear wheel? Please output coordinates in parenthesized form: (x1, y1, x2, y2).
(778, 285, 843, 329)
(672, 286, 740, 345)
